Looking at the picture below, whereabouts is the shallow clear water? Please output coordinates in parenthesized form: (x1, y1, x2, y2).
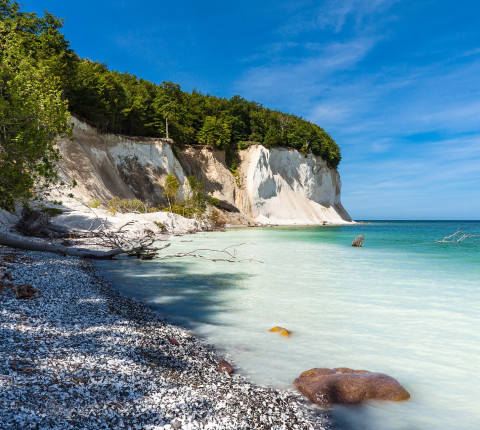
(96, 221, 480, 430)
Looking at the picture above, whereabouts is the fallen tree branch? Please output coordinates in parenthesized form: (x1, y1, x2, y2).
(435, 230, 480, 243)
(156, 245, 263, 263)
(0, 232, 170, 260)
(352, 234, 365, 247)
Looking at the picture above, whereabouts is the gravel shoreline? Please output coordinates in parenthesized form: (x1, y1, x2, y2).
(0, 249, 331, 429)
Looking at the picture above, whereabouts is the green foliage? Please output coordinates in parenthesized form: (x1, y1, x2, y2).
(153, 81, 185, 140)
(153, 221, 166, 231)
(207, 196, 220, 206)
(161, 173, 180, 213)
(157, 174, 214, 219)
(209, 209, 226, 229)
(185, 175, 207, 216)
(197, 116, 231, 149)
(238, 140, 258, 150)
(41, 207, 63, 217)
(0, 0, 71, 211)
(106, 197, 155, 214)
(87, 198, 101, 208)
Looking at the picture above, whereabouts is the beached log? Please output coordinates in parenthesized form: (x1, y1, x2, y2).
(0, 231, 170, 260)
(352, 234, 365, 247)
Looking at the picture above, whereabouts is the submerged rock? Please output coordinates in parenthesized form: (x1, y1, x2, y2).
(294, 367, 410, 406)
(218, 360, 234, 375)
(269, 326, 291, 337)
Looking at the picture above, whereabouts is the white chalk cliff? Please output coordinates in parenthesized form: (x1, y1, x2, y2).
(239, 146, 351, 225)
(57, 117, 352, 225)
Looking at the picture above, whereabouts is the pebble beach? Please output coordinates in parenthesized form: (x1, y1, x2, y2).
(0, 248, 330, 429)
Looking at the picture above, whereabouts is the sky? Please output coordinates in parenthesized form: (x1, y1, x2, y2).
(21, 0, 480, 220)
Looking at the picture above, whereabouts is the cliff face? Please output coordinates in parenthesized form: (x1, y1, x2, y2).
(57, 117, 352, 225)
(57, 118, 189, 206)
(238, 146, 351, 224)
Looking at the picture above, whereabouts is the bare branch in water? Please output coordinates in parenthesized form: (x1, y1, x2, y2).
(352, 234, 366, 247)
(435, 230, 480, 243)
(157, 244, 263, 263)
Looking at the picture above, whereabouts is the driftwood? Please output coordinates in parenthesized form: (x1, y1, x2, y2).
(352, 234, 366, 247)
(0, 207, 170, 260)
(0, 231, 170, 259)
(1, 207, 258, 263)
(157, 244, 263, 263)
(435, 230, 480, 243)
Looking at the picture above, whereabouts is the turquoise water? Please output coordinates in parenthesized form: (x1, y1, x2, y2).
(96, 221, 480, 430)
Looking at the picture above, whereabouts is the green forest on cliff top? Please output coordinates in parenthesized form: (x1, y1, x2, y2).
(0, 0, 341, 211)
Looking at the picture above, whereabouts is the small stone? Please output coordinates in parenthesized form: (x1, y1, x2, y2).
(171, 419, 182, 429)
(218, 360, 234, 375)
(168, 338, 180, 346)
(14, 284, 41, 299)
(268, 326, 291, 337)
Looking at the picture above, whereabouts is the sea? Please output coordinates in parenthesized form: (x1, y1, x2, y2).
(96, 221, 480, 430)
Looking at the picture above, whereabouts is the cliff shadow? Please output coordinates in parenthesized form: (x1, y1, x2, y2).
(95, 259, 252, 330)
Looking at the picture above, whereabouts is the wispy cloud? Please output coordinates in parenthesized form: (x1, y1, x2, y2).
(236, 0, 480, 219)
(235, 37, 377, 113)
(279, 0, 398, 35)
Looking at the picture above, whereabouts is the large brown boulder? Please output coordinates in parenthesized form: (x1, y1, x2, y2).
(294, 367, 410, 407)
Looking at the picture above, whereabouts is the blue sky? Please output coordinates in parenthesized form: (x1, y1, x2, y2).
(23, 0, 480, 219)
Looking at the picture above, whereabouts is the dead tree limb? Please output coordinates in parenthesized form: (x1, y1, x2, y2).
(352, 234, 365, 247)
(156, 245, 263, 263)
(0, 231, 170, 260)
(435, 230, 480, 243)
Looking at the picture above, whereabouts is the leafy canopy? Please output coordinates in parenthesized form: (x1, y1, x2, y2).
(0, 0, 71, 211)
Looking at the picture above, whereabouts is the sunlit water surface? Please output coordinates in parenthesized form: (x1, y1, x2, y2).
(96, 221, 480, 430)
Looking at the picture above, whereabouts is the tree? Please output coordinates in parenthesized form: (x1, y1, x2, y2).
(277, 113, 292, 144)
(162, 173, 180, 212)
(0, 1, 71, 212)
(197, 116, 231, 149)
(263, 125, 282, 148)
(154, 81, 184, 140)
(186, 175, 206, 217)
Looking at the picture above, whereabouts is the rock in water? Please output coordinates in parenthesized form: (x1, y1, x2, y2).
(269, 326, 291, 337)
(294, 367, 410, 406)
(218, 360, 234, 374)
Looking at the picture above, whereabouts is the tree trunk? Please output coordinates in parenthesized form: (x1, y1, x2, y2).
(0, 232, 130, 259)
(165, 115, 169, 139)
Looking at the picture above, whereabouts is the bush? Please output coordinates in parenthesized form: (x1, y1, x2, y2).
(87, 198, 101, 208)
(238, 140, 259, 150)
(154, 221, 166, 232)
(106, 197, 156, 214)
(209, 209, 226, 228)
(42, 207, 63, 217)
(207, 196, 220, 206)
